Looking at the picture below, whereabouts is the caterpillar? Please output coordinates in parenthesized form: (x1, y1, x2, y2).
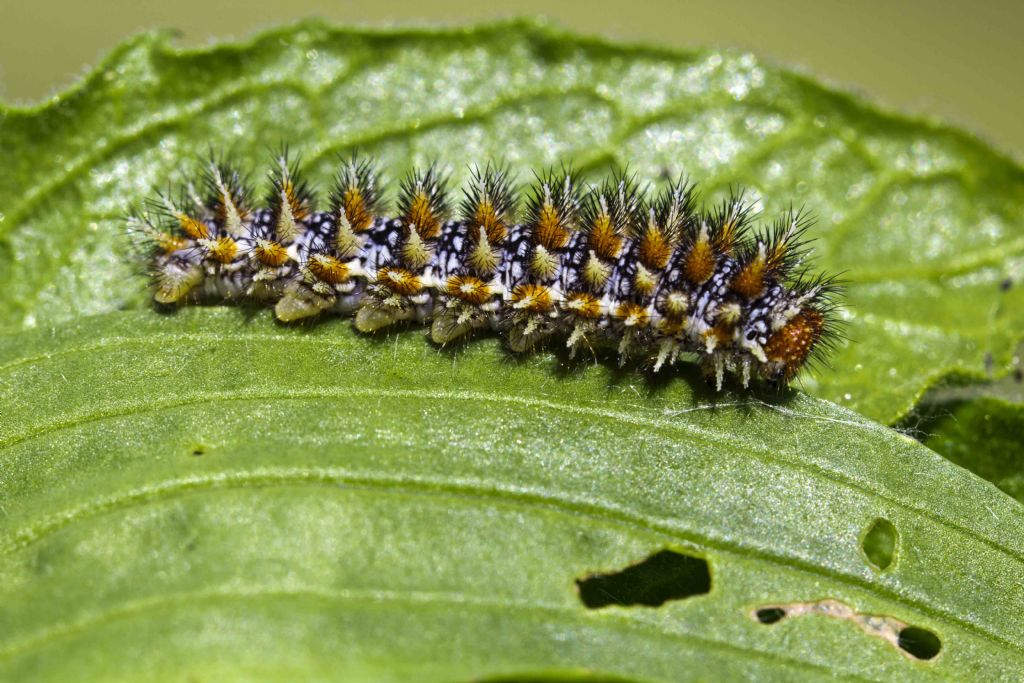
(129, 152, 842, 388)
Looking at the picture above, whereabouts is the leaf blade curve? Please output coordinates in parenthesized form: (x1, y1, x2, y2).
(0, 19, 1023, 421)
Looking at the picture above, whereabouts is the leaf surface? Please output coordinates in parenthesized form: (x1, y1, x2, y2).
(1, 20, 1024, 681)
(907, 373, 1024, 503)
(0, 309, 1023, 680)
(0, 20, 1022, 422)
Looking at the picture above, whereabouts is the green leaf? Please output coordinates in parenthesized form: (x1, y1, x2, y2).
(2, 19, 1024, 680)
(1, 19, 1023, 423)
(922, 398, 1024, 503)
(905, 371, 1024, 502)
(1, 308, 1024, 680)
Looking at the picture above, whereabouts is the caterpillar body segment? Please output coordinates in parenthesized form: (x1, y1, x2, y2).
(133, 153, 842, 388)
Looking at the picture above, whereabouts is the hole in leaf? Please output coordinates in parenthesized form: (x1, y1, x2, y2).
(576, 549, 710, 609)
(898, 626, 942, 660)
(861, 518, 897, 570)
(752, 598, 942, 662)
(756, 607, 787, 624)
(190, 445, 206, 457)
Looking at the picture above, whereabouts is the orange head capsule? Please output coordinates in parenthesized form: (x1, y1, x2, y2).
(763, 310, 825, 382)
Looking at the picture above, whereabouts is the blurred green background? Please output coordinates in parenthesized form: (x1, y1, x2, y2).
(2, 0, 1022, 159)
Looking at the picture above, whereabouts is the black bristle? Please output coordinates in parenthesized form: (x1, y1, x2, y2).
(580, 171, 646, 240)
(202, 157, 252, 226)
(698, 189, 755, 251)
(397, 164, 451, 227)
(266, 149, 315, 219)
(645, 175, 697, 241)
(459, 162, 517, 230)
(524, 165, 584, 239)
(331, 152, 384, 224)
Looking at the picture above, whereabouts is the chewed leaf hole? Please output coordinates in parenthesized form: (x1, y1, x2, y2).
(751, 599, 942, 663)
(898, 626, 942, 660)
(576, 549, 710, 609)
(862, 518, 898, 570)
(190, 445, 206, 457)
(756, 607, 787, 624)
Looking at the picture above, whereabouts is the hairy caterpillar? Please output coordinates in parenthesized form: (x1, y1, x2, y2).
(129, 152, 842, 388)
